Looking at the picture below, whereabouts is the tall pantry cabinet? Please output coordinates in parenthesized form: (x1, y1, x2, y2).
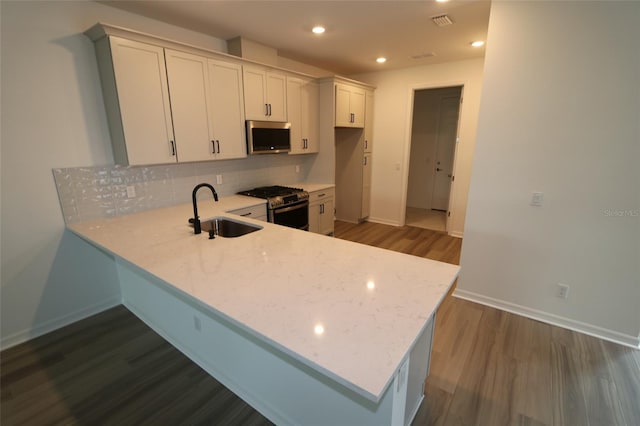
(319, 77, 375, 223)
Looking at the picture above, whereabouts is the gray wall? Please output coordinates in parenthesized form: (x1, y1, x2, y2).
(353, 58, 485, 236)
(458, 1, 640, 346)
(0, 1, 312, 348)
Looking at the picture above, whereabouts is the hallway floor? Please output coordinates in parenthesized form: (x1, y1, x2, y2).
(406, 207, 447, 232)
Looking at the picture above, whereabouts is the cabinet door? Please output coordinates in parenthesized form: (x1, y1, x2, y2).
(303, 82, 319, 153)
(208, 59, 247, 160)
(335, 84, 352, 127)
(266, 72, 287, 122)
(319, 198, 335, 235)
(361, 153, 372, 219)
(109, 37, 176, 165)
(164, 49, 214, 162)
(350, 88, 366, 128)
(286, 78, 305, 154)
(308, 201, 321, 234)
(364, 90, 374, 153)
(243, 67, 268, 120)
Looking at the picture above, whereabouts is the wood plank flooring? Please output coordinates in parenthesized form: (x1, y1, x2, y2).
(2, 221, 638, 425)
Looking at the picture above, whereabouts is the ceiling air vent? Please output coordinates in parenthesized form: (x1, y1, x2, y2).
(410, 52, 436, 60)
(431, 14, 453, 26)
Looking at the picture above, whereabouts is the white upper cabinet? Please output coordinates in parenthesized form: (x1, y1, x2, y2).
(287, 77, 319, 154)
(207, 59, 247, 160)
(164, 49, 213, 162)
(105, 36, 176, 165)
(243, 66, 287, 122)
(335, 83, 365, 128)
(165, 50, 246, 162)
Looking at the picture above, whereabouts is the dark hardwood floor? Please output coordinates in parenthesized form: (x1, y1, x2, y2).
(2, 221, 638, 425)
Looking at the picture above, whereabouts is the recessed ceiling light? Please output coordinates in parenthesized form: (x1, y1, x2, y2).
(312, 26, 325, 34)
(471, 40, 485, 47)
(376, 57, 387, 64)
(436, 0, 449, 2)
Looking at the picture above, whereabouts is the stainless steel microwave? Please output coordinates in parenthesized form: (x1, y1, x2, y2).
(246, 120, 291, 154)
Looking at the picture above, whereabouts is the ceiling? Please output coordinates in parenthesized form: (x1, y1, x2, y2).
(100, 0, 491, 75)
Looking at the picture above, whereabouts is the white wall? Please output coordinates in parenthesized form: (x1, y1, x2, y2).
(353, 58, 484, 236)
(0, 1, 233, 348)
(458, 1, 640, 347)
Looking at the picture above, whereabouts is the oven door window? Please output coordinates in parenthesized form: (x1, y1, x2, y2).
(272, 201, 309, 230)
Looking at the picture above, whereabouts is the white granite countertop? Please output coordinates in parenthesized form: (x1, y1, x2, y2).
(292, 182, 335, 193)
(68, 194, 459, 403)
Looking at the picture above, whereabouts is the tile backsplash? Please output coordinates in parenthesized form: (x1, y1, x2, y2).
(54, 155, 313, 224)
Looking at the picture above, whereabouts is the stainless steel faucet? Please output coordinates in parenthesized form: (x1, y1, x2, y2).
(191, 183, 218, 234)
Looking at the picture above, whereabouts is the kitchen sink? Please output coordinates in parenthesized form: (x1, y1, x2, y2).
(199, 217, 262, 238)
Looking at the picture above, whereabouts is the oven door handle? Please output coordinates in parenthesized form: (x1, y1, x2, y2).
(273, 200, 309, 214)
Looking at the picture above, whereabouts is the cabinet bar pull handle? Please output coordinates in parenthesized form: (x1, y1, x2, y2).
(365, 140, 368, 149)
(240, 212, 252, 216)
(216, 140, 220, 153)
(170, 140, 176, 156)
(364, 156, 368, 165)
(265, 104, 269, 116)
(211, 140, 215, 154)
(318, 193, 326, 197)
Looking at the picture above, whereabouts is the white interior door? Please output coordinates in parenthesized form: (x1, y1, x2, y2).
(431, 96, 461, 211)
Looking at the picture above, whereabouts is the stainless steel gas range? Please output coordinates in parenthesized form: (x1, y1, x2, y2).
(237, 186, 309, 231)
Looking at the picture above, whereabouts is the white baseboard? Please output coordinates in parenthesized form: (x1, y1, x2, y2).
(366, 216, 402, 226)
(0, 297, 121, 351)
(453, 289, 640, 349)
(448, 230, 463, 239)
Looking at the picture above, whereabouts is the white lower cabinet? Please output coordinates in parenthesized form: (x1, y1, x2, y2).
(228, 204, 267, 222)
(404, 314, 436, 425)
(362, 153, 372, 219)
(309, 188, 334, 236)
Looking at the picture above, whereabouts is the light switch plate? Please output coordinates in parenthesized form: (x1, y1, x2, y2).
(216, 174, 223, 185)
(531, 192, 543, 207)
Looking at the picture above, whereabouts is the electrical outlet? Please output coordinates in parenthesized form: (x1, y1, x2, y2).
(193, 315, 201, 331)
(216, 174, 223, 185)
(126, 185, 136, 198)
(556, 283, 570, 300)
(531, 192, 544, 207)
(295, 165, 300, 173)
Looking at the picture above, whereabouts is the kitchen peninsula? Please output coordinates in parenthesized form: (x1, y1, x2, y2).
(68, 195, 459, 425)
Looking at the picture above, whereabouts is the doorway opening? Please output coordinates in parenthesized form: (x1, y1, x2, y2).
(405, 86, 463, 232)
